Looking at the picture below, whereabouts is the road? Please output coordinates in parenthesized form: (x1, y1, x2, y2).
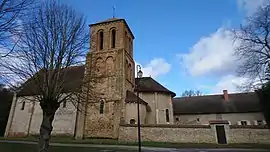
(0, 140, 269, 152)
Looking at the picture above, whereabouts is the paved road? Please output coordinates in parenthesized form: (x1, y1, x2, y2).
(0, 140, 269, 152)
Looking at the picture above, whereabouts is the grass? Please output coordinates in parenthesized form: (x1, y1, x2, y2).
(1, 136, 270, 149)
(0, 142, 137, 152)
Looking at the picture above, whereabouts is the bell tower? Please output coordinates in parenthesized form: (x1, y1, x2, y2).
(82, 18, 135, 139)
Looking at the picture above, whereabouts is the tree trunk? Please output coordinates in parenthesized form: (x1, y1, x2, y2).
(37, 111, 56, 152)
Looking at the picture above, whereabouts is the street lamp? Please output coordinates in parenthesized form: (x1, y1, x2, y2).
(136, 65, 143, 152)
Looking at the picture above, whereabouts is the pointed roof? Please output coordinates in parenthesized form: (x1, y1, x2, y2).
(89, 18, 134, 39)
(135, 77, 176, 97)
(125, 90, 148, 105)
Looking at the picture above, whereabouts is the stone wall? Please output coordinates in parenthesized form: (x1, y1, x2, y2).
(125, 103, 147, 124)
(7, 96, 33, 137)
(227, 126, 270, 144)
(119, 124, 270, 144)
(139, 92, 174, 124)
(29, 99, 77, 136)
(6, 95, 78, 137)
(119, 124, 215, 143)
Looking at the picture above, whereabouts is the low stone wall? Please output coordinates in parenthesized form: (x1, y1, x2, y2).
(119, 124, 216, 143)
(227, 125, 270, 144)
(119, 124, 270, 144)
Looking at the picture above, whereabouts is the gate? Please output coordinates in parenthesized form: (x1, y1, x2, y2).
(215, 125, 227, 144)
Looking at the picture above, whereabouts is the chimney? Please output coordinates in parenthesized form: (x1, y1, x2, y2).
(223, 90, 229, 101)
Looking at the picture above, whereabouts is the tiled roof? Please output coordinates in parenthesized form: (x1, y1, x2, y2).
(17, 66, 261, 115)
(125, 90, 148, 105)
(17, 65, 85, 96)
(135, 77, 176, 97)
(172, 92, 262, 114)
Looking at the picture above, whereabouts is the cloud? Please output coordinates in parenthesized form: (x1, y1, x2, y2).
(237, 0, 268, 15)
(135, 58, 171, 78)
(176, 0, 270, 94)
(179, 28, 239, 77)
(211, 75, 248, 94)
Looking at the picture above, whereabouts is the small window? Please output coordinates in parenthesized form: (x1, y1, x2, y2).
(165, 109, 169, 122)
(130, 119, 136, 124)
(63, 101, 67, 108)
(20, 101, 25, 110)
(241, 121, 247, 125)
(196, 118, 200, 122)
(125, 31, 128, 49)
(99, 31, 104, 50)
(257, 120, 264, 125)
(100, 100, 104, 114)
(175, 117, 179, 122)
(111, 29, 116, 48)
(128, 64, 131, 81)
(129, 37, 132, 52)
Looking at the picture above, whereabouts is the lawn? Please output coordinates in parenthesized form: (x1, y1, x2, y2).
(0, 142, 138, 152)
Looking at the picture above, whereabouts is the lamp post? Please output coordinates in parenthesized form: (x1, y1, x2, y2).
(136, 65, 143, 152)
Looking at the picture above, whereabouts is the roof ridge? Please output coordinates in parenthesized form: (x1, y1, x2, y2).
(173, 92, 256, 99)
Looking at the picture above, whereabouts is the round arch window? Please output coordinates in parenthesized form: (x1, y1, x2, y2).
(130, 119, 136, 124)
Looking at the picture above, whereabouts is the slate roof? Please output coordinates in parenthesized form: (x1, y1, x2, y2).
(89, 18, 135, 39)
(172, 92, 262, 114)
(135, 77, 176, 97)
(125, 90, 148, 105)
(17, 65, 85, 96)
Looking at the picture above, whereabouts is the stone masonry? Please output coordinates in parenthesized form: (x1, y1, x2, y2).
(79, 18, 135, 139)
(119, 124, 270, 144)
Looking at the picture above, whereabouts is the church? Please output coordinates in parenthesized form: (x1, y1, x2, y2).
(4, 18, 268, 143)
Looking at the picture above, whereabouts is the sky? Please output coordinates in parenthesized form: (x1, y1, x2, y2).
(58, 0, 268, 96)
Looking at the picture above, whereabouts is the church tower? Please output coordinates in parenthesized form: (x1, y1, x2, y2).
(82, 18, 135, 138)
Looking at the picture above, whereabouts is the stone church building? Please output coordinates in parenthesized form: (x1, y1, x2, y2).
(4, 18, 268, 143)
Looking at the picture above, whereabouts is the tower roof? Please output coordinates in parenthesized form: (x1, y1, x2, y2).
(135, 77, 176, 97)
(89, 18, 134, 39)
(93, 18, 122, 24)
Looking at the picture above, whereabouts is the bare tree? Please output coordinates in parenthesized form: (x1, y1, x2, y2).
(0, 0, 34, 58)
(1, 1, 99, 151)
(233, 2, 270, 128)
(181, 89, 203, 97)
(233, 2, 270, 90)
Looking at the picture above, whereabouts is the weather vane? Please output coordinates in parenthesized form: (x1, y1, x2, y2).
(112, 5, 116, 18)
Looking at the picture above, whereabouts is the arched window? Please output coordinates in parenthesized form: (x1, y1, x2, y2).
(125, 31, 128, 50)
(106, 56, 114, 75)
(111, 29, 116, 48)
(165, 109, 169, 122)
(63, 101, 67, 108)
(125, 60, 128, 79)
(128, 64, 131, 81)
(129, 37, 132, 53)
(96, 57, 103, 74)
(130, 119, 136, 124)
(100, 100, 104, 114)
(99, 31, 104, 50)
(20, 101, 25, 110)
(129, 65, 132, 81)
